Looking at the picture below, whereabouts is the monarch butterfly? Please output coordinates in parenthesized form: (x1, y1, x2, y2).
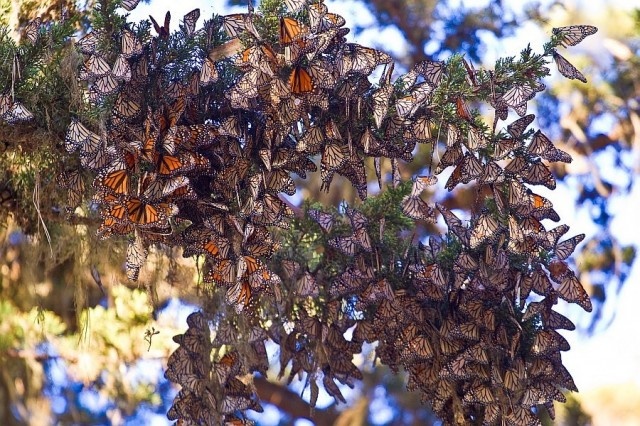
(409, 116, 433, 142)
(523, 161, 556, 189)
(503, 360, 525, 391)
(93, 74, 119, 96)
(155, 153, 183, 175)
(126, 197, 161, 225)
(120, 0, 141, 11)
(435, 143, 463, 174)
(288, 66, 313, 94)
(531, 329, 570, 357)
(371, 84, 393, 128)
(470, 214, 502, 249)
(65, 119, 96, 152)
(23, 18, 42, 44)
(307, 209, 334, 233)
(284, 0, 306, 12)
(414, 60, 445, 87)
(553, 25, 597, 47)
(446, 124, 460, 147)
(312, 11, 346, 33)
(149, 11, 171, 38)
(111, 54, 131, 81)
(165, 347, 194, 383)
(456, 97, 472, 121)
(554, 233, 584, 260)
(479, 161, 503, 185)
(264, 169, 295, 195)
(181, 8, 200, 37)
(0, 93, 11, 118)
(76, 31, 98, 54)
(199, 58, 218, 85)
(542, 304, 576, 330)
(466, 126, 488, 150)
(337, 44, 390, 76)
(505, 179, 527, 208)
(126, 233, 148, 281)
(4, 102, 33, 124)
(556, 271, 592, 312)
(504, 406, 538, 425)
(528, 130, 572, 163)
(226, 280, 252, 312)
(97, 163, 130, 195)
(329, 235, 359, 255)
(83, 54, 111, 79)
(295, 272, 318, 297)
(454, 253, 478, 273)
(401, 195, 435, 222)
(491, 137, 519, 160)
(501, 84, 536, 109)
(462, 383, 495, 405)
(504, 156, 528, 177)
(279, 17, 308, 45)
(461, 343, 489, 364)
(410, 175, 437, 197)
(552, 49, 587, 83)
(321, 143, 347, 172)
(460, 153, 483, 183)
(507, 113, 535, 139)
(229, 13, 262, 39)
(57, 170, 84, 210)
(121, 29, 143, 58)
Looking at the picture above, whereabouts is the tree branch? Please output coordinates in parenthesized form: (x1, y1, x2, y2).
(254, 376, 339, 426)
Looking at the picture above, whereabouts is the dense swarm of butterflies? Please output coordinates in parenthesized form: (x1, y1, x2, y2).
(2, 0, 597, 423)
(165, 311, 265, 425)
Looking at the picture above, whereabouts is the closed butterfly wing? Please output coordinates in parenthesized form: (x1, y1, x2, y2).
(200, 58, 218, 85)
(77, 32, 98, 54)
(501, 84, 535, 109)
(120, 0, 141, 11)
(308, 208, 334, 233)
(523, 161, 556, 189)
(552, 49, 587, 83)
(112, 54, 132, 81)
(280, 17, 308, 45)
(402, 195, 435, 222)
(288, 66, 313, 94)
(371, 84, 393, 129)
(83, 54, 112, 79)
(4, 102, 33, 124)
(528, 130, 572, 163)
(126, 232, 148, 281)
(554, 233, 584, 260)
(121, 29, 143, 58)
(506, 114, 535, 139)
(470, 214, 502, 249)
(23, 18, 42, 44)
(182, 8, 200, 37)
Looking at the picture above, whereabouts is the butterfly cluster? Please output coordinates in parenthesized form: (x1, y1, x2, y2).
(165, 311, 264, 425)
(282, 171, 586, 424)
(18, 0, 597, 423)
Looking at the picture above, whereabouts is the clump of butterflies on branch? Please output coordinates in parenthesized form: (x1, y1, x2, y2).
(2, 0, 599, 423)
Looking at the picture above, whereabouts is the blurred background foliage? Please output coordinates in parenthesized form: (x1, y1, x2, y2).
(1, 0, 640, 424)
